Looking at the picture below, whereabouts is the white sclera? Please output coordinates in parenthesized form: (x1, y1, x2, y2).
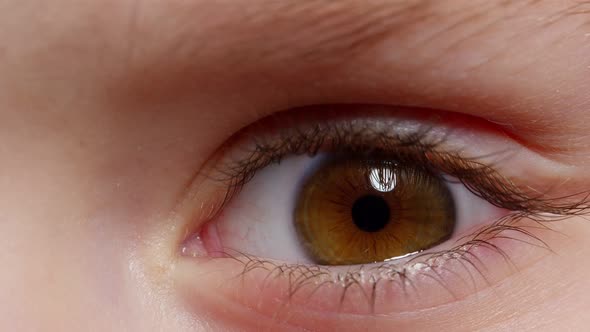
(214, 154, 506, 264)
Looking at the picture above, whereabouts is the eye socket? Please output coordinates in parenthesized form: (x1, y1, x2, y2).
(196, 150, 505, 266)
(176, 108, 588, 319)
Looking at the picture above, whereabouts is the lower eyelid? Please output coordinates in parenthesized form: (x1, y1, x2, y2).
(174, 215, 557, 326)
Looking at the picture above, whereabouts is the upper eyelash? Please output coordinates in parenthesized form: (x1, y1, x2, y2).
(214, 118, 590, 217)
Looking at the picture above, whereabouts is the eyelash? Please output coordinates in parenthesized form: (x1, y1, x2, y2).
(197, 113, 590, 312)
(217, 117, 588, 214)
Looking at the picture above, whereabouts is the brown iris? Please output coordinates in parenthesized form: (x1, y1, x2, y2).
(294, 157, 455, 265)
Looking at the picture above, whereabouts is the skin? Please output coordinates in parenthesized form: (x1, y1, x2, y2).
(1, 0, 590, 330)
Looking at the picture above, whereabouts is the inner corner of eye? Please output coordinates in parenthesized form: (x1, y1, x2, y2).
(180, 219, 224, 259)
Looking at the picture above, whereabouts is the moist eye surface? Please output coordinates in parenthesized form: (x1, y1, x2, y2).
(294, 157, 456, 265)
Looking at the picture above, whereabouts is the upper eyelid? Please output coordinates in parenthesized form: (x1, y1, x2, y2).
(225, 104, 585, 170)
(210, 114, 590, 219)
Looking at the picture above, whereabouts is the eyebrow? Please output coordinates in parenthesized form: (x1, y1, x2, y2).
(228, 0, 590, 62)
(128, 0, 590, 93)
(136, 0, 590, 69)
(125, 0, 590, 96)
(253, 0, 440, 61)
(120, 0, 590, 156)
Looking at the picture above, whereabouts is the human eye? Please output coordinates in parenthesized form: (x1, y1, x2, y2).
(175, 105, 589, 318)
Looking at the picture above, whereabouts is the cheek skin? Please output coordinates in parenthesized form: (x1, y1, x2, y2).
(169, 216, 590, 331)
(0, 145, 132, 330)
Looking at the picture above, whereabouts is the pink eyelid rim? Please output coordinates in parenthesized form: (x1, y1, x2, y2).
(181, 221, 224, 258)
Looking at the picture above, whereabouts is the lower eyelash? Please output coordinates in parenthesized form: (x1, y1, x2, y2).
(214, 211, 557, 315)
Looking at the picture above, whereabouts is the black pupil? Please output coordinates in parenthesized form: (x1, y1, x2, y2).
(351, 195, 391, 232)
